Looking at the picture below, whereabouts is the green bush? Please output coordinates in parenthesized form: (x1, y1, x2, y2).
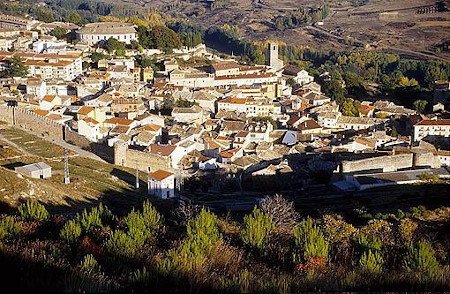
(80, 254, 100, 274)
(157, 208, 221, 276)
(76, 208, 102, 232)
(241, 208, 274, 251)
(60, 220, 82, 243)
(293, 217, 329, 261)
(142, 201, 162, 231)
(404, 241, 441, 278)
(356, 234, 382, 252)
(18, 200, 49, 221)
(123, 210, 152, 246)
(106, 230, 141, 258)
(0, 216, 21, 240)
(360, 249, 383, 274)
(130, 267, 150, 285)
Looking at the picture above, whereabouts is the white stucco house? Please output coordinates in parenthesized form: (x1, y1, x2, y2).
(148, 169, 176, 199)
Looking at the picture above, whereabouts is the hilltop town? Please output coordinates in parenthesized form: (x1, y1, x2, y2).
(0, 12, 449, 205)
(0, 7, 449, 294)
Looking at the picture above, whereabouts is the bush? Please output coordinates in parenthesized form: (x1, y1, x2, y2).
(260, 194, 298, 232)
(80, 254, 100, 274)
(76, 208, 102, 232)
(18, 200, 49, 221)
(356, 234, 382, 252)
(293, 218, 329, 261)
(360, 249, 383, 274)
(60, 220, 82, 243)
(241, 208, 274, 251)
(142, 201, 162, 231)
(0, 216, 21, 240)
(106, 230, 141, 258)
(404, 241, 441, 278)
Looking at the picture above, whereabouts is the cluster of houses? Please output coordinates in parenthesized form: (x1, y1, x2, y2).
(1, 14, 449, 199)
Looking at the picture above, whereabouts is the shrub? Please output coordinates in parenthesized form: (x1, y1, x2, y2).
(356, 234, 382, 252)
(142, 201, 162, 231)
(60, 220, 82, 243)
(404, 241, 441, 278)
(293, 217, 329, 261)
(80, 254, 100, 274)
(260, 194, 298, 232)
(241, 207, 274, 251)
(360, 249, 383, 274)
(123, 210, 151, 247)
(130, 267, 150, 286)
(156, 208, 222, 277)
(0, 216, 21, 240)
(105, 230, 140, 258)
(18, 200, 49, 221)
(398, 218, 418, 243)
(76, 208, 102, 232)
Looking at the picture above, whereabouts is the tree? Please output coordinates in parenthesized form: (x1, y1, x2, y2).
(241, 208, 274, 251)
(66, 11, 83, 25)
(293, 217, 329, 261)
(18, 200, 49, 221)
(90, 52, 107, 64)
(104, 37, 126, 54)
(49, 27, 68, 39)
(413, 100, 428, 114)
(0, 56, 28, 78)
(260, 194, 299, 232)
(404, 241, 441, 278)
(138, 26, 183, 52)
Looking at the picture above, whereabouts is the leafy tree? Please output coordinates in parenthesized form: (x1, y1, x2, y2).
(293, 217, 329, 261)
(241, 207, 274, 251)
(104, 37, 126, 54)
(49, 27, 68, 39)
(106, 230, 140, 258)
(0, 56, 28, 78)
(413, 100, 428, 114)
(138, 26, 182, 52)
(360, 250, 383, 274)
(18, 200, 49, 221)
(341, 98, 360, 117)
(90, 52, 107, 64)
(404, 241, 441, 278)
(65, 11, 83, 25)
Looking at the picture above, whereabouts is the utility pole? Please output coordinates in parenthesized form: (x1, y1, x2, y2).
(64, 149, 70, 184)
(135, 160, 139, 189)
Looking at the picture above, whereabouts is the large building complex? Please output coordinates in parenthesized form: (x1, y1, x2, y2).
(76, 22, 137, 45)
(0, 51, 82, 81)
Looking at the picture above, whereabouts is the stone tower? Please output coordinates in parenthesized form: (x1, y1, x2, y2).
(266, 42, 284, 71)
(113, 141, 128, 167)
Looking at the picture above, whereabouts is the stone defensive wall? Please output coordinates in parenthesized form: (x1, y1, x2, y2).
(341, 153, 414, 173)
(0, 106, 112, 161)
(0, 106, 63, 141)
(341, 151, 441, 174)
(114, 142, 172, 172)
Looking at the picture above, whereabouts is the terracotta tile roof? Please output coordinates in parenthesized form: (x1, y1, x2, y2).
(33, 109, 49, 117)
(78, 106, 94, 115)
(415, 119, 450, 126)
(212, 61, 240, 71)
(149, 169, 174, 181)
(82, 117, 99, 125)
(359, 104, 375, 115)
(297, 119, 321, 131)
(140, 124, 161, 132)
(105, 117, 133, 126)
(47, 114, 62, 121)
(149, 144, 176, 156)
(42, 95, 56, 103)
